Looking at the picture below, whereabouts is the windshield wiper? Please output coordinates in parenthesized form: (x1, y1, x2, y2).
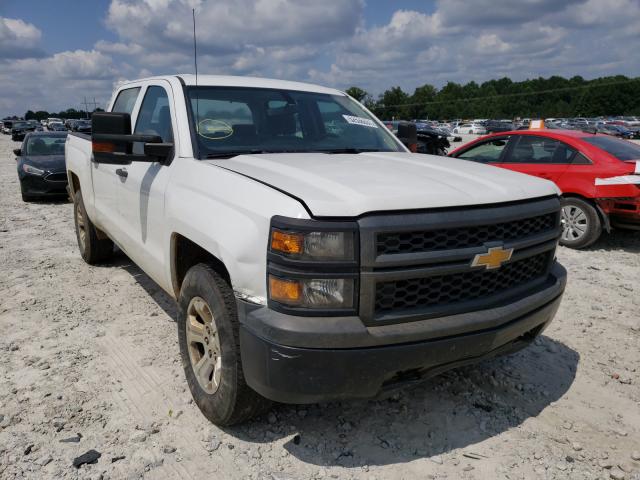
(205, 150, 270, 159)
(205, 148, 383, 159)
(315, 148, 381, 154)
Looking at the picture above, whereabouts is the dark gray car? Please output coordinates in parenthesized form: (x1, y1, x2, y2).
(14, 132, 68, 202)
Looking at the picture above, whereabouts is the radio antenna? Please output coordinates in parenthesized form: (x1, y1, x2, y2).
(192, 8, 200, 133)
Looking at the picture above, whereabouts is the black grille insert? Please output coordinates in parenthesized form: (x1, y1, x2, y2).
(45, 172, 67, 182)
(377, 213, 556, 255)
(375, 252, 549, 314)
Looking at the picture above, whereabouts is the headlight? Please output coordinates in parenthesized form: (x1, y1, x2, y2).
(268, 275, 354, 309)
(22, 164, 45, 176)
(270, 228, 355, 261)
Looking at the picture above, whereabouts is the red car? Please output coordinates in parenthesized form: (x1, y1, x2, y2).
(449, 129, 640, 248)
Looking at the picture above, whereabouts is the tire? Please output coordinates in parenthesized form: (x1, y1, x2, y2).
(178, 264, 270, 426)
(73, 191, 114, 264)
(560, 197, 602, 249)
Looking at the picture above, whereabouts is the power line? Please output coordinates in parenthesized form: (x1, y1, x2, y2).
(371, 78, 640, 110)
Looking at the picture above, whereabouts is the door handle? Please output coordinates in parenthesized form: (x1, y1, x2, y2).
(115, 168, 128, 178)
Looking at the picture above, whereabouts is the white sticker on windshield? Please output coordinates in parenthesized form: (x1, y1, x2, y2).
(342, 115, 378, 128)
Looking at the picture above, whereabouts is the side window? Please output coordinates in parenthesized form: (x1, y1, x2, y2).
(508, 136, 576, 164)
(572, 152, 592, 165)
(457, 138, 508, 163)
(111, 87, 140, 115)
(134, 86, 174, 143)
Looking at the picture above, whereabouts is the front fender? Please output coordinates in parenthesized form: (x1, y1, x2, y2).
(165, 159, 309, 303)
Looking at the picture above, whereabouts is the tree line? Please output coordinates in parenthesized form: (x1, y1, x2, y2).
(5, 108, 105, 122)
(346, 75, 640, 120)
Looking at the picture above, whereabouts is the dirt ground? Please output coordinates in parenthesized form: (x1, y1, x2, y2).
(0, 132, 639, 480)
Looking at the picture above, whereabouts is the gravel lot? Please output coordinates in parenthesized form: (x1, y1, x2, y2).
(0, 132, 639, 480)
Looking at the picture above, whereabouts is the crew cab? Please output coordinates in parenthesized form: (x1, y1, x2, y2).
(65, 75, 567, 425)
(449, 129, 640, 248)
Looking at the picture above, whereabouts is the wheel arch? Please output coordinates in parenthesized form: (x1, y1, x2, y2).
(170, 233, 231, 298)
(67, 170, 81, 200)
(561, 192, 611, 232)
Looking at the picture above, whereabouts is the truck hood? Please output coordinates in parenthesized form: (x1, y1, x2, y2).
(207, 152, 559, 217)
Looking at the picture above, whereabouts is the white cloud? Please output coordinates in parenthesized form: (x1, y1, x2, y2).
(1, 0, 640, 117)
(0, 17, 43, 59)
(0, 49, 119, 115)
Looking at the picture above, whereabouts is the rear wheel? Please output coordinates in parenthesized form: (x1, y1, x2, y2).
(560, 197, 602, 249)
(178, 264, 270, 426)
(73, 191, 114, 264)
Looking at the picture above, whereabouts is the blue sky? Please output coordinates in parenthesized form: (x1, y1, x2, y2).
(1, 0, 639, 117)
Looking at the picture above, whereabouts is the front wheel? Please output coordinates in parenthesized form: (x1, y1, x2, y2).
(560, 197, 602, 249)
(178, 264, 270, 426)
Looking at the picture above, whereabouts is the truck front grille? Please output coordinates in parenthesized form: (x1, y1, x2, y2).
(375, 251, 549, 314)
(357, 196, 561, 325)
(376, 212, 556, 255)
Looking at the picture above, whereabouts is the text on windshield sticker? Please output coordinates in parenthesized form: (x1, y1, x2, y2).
(342, 115, 378, 128)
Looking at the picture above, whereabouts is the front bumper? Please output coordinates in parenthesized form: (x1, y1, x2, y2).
(238, 262, 566, 404)
(597, 197, 640, 229)
(19, 171, 68, 196)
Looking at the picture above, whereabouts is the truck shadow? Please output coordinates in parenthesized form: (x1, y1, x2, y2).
(108, 251, 178, 321)
(227, 337, 578, 468)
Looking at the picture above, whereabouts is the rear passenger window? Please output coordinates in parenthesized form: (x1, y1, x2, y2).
(508, 136, 576, 164)
(111, 87, 140, 115)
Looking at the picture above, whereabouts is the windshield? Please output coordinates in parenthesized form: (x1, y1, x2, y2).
(186, 86, 403, 158)
(25, 135, 66, 155)
(583, 136, 640, 161)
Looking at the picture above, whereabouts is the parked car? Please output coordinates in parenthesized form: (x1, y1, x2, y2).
(73, 119, 91, 133)
(11, 121, 35, 141)
(2, 120, 15, 134)
(453, 122, 487, 134)
(14, 131, 68, 201)
(47, 122, 67, 132)
(26, 120, 43, 132)
(597, 123, 634, 139)
(449, 129, 640, 248)
(46, 117, 63, 129)
(486, 120, 515, 133)
(66, 74, 566, 426)
(385, 121, 453, 155)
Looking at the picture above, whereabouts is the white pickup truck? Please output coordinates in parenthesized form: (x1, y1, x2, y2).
(65, 75, 567, 425)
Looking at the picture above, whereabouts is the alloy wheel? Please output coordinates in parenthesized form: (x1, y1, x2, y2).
(561, 205, 588, 242)
(76, 203, 87, 253)
(186, 296, 222, 394)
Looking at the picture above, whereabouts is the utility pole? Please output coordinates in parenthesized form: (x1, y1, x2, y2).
(81, 97, 99, 119)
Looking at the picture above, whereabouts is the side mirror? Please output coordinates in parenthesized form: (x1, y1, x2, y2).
(397, 122, 418, 152)
(13, 148, 21, 156)
(91, 112, 173, 164)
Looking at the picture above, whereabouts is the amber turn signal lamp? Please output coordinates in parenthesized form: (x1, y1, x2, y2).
(271, 229, 303, 255)
(92, 142, 114, 153)
(269, 276, 302, 305)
